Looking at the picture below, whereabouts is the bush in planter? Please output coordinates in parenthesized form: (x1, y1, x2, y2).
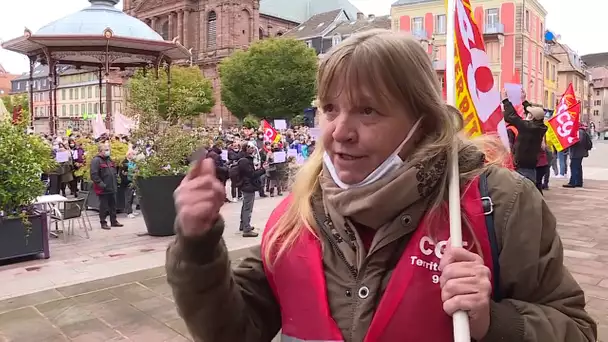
(0, 120, 56, 259)
(126, 67, 216, 236)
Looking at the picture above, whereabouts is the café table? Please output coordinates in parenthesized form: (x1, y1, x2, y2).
(34, 194, 68, 239)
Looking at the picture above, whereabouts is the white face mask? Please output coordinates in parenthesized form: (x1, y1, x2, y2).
(324, 117, 423, 189)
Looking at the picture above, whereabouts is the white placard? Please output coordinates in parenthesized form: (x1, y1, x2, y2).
(504, 83, 523, 106)
(296, 155, 305, 165)
(273, 151, 286, 163)
(309, 128, 321, 140)
(221, 150, 228, 161)
(287, 148, 298, 157)
(55, 151, 70, 163)
(72, 150, 79, 159)
(274, 119, 287, 130)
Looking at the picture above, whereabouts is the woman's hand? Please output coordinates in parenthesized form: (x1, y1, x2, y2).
(174, 157, 226, 237)
(439, 244, 492, 341)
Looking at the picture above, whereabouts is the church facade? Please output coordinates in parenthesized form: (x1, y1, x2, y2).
(124, 0, 359, 125)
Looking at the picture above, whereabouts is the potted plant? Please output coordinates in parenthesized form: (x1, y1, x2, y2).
(0, 119, 56, 261)
(127, 66, 215, 236)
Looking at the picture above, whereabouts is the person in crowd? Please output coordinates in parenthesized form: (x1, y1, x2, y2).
(556, 149, 569, 178)
(501, 89, 547, 184)
(57, 142, 77, 197)
(266, 143, 283, 197)
(234, 144, 266, 237)
(120, 151, 138, 218)
(70, 139, 86, 191)
(227, 141, 243, 201)
(168, 30, 596, 342)
(563, 125, 593, 188)
(535, 138, 550, 194)
(543, 141, 556, 190)
(207, 147, 230, 203)
(90, 143, 123, 230)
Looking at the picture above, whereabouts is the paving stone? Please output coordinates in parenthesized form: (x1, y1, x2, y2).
(0, 289, 64, 314)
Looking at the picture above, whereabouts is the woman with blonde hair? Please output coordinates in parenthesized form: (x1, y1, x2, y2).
(168, 29, 596, 341)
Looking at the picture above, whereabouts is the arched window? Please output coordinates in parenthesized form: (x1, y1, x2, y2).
(161, 21, 169, 40)
(259, 28, 264, 40)
(207, 11, 217, 49)
(276, 32, 283, 36)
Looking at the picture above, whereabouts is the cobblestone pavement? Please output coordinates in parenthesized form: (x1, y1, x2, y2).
(0, 142, 606, 341)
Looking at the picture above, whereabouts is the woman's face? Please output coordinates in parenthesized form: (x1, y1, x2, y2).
(321, 91, 415, 185)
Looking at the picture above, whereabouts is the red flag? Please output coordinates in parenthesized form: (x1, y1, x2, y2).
(545, 84, 579, 151)
(262, 120, 279, 143)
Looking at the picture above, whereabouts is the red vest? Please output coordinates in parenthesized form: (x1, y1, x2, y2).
(262, 178, 496, 342)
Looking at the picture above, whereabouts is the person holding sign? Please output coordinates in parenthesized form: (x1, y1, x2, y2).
(167, 30, 595, 342)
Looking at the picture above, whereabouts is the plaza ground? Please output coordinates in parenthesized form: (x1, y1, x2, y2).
(0, 142, 607, 341)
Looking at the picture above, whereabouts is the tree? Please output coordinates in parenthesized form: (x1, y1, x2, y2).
(219, 38, 317, 121)
(127, 66, 215, 122)
(1, 94, 30, 124)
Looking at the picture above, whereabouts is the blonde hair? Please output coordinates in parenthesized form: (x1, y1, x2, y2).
(263, 29, 507, 266)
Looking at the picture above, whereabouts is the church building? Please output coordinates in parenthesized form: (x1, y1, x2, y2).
(124, 0, 360, 125)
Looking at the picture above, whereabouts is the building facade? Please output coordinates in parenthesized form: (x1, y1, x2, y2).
(0, 63, 19, 96)
(589, 66, 608, 131)
(284, 10, 390, 56)
(391, 0, 547, 104)
(543, 50, 560, 110)
(126, 0, 360, 126)
(11, 66, 127, 135)
(548, 43, 591, 120)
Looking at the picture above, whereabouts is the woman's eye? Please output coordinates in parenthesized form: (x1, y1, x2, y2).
(362, 107, 376, 115)
(322, 104, 335, 112)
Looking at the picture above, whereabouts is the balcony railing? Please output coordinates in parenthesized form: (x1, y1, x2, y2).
(412, 29, 429, 40)
(484, 23, 504, 35)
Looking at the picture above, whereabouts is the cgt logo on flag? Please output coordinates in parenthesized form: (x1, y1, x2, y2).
(452, 0, 508, 148)
(545, 83, 580, 151)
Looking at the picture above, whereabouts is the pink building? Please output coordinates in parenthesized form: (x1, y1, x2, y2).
(391, 0, 548, 105)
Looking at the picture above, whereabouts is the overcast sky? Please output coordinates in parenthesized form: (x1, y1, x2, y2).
(0, 0, 604, 74)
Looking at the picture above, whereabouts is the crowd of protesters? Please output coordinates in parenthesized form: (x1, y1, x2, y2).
(502, 89, 594, 194)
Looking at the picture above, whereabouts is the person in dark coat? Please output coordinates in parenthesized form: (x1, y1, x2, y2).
(563, 126, 593, 188)
(236, 144, 266, 237)
(502, 89, 547, 183)
(90, 143, 123, 230)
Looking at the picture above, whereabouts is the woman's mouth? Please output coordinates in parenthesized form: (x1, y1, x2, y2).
(336, 153, 363, 161)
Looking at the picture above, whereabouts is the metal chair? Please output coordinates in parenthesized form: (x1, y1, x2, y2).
(78, 191, 94, 232)
(51, 196, 90, 242)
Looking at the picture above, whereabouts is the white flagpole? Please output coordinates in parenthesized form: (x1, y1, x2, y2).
(445, 0, 471, 341)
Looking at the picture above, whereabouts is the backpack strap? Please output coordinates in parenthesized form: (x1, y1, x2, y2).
(478, 172, 503, 302)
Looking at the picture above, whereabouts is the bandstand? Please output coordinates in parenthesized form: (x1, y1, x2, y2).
(1, 0, 191, 135)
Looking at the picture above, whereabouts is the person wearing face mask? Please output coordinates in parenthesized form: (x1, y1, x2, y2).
(501, 88, 548, 185)
(90, 143, 123, 230)
(167, 30, 595, 342)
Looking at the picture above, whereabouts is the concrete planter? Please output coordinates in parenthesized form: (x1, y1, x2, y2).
(0, 213, 50, 262)
(136, 175, 184, 237)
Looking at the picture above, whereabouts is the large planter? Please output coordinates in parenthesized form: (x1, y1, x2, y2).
(136, 175, 184, 237)
(0, 213, 50, 261)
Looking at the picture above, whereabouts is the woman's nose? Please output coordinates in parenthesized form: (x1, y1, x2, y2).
(331, 113, 357, 143)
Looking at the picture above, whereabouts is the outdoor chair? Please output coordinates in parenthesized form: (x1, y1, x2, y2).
(50, 194, 91, 242)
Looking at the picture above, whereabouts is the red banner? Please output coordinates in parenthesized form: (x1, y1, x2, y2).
(545, 84, 580, 151)
(451, 0, 509, 148)
(262, 119, 280, 144)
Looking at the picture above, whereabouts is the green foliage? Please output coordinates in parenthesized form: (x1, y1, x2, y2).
(290, 114, 305, 127)
(135, 125, 209, 178)
(0, 121, 55, 215)
(1, 94, 30, 124)
(242, 115, 260, 129)
(127, 66, 215, 121)
(219, 38, 317, 120)
(74, 139, 129, 181)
